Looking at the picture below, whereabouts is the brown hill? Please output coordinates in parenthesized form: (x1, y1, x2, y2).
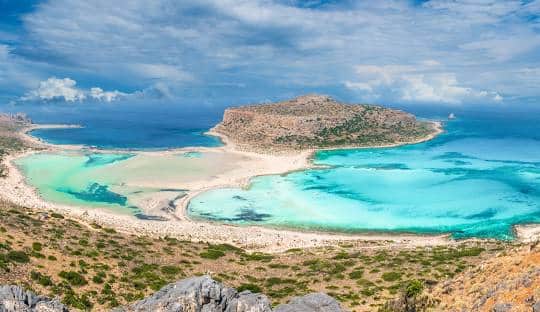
(430, 244, 540, 312)
(212, 95, 439, 152)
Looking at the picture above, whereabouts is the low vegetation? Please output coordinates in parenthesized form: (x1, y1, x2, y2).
(0, 200, 512, 311)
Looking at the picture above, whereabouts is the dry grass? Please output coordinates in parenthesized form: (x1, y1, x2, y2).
(0, 200, 509, 311)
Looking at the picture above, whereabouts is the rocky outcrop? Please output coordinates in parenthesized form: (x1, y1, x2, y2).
(117, 276, 346, 312)
(274, 293, 343, 312)
(116, 276, 273, 312)
(212, 95, 437, 152)
(2, 276, 346, 312)
(0, 285, 68, 312)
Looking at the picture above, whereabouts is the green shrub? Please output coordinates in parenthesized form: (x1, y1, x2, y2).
(405, 280, 424, 297)
(381, 272, 401, 282)
(32, 242, 42, 251)
(243, 252, 273, 262)
(161, 265, 181, 275)
(349, 270, 364, 279)
(50, 213, 64, 219)
(30, 271, 53, 286)
(92, 271, 106, 284)
(7, 250, 29, 263)
(58, 271, 87, 286)
(200, 249, 225, 260)
(62, 290, 92, 310)
(237, 283, 262, 293)
(207, 243, 242, 253)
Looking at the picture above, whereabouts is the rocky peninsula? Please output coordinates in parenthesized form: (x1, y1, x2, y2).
(211, 95, 440, 152)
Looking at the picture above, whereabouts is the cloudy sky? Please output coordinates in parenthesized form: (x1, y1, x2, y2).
(1, 0, 539, 108)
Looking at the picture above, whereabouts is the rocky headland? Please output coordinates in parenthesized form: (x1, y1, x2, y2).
(211, 95, 440, 152)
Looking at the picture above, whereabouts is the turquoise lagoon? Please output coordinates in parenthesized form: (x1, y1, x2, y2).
(15, 110, 540, 239)
(16, 152, 143, 214)
(188, 113, 540, 239)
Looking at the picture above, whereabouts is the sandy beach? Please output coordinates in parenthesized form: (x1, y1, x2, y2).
(3, 121, 534, 252)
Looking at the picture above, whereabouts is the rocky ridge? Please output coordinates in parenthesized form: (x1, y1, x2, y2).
(2, 276, 345, 312)
(212, 95, 437, 152)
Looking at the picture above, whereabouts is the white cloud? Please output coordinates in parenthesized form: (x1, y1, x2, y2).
(21, 77, 126, 103)
(346, 64, 502, 104)
(0, 0, 537, 104)
(23, 77, 86, 102)
(131, 64, 193, 82)
(90, 87, 126, 102)
(460, 36, 540, 62)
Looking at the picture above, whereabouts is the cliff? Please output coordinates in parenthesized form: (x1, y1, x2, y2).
(212, 95, 438, 152)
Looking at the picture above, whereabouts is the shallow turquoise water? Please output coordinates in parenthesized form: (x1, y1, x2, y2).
(16, 110, 540, 239)
(16, 152, 142, 214)
(189, 113, 540, 239)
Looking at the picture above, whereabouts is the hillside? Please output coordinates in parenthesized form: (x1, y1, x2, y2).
(430, 243, 540, 311)
(0, 200, 505, 311)
(212, 95, 439, 152)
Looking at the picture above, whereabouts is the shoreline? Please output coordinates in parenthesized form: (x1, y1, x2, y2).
(4, 120, 538, 251)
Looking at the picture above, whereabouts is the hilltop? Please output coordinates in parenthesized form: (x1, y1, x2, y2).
(211, 95, 439, 152)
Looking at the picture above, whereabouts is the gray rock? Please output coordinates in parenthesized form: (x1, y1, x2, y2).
(0, 285, 68, 312)
(274, 293, 345, 312)
(116, 275, 273, 312)
(491, 303, 512, 312)
(533, 301, 540, 312)
(1, 276, 345, 312)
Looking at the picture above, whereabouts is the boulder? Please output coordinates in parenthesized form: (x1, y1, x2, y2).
(274, 293, 345, 312)
(0, 285, 68, 312)
(492, 303, 512, 312)
(115, 276, 273, 312)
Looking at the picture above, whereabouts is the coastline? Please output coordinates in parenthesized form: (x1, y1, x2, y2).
(5, 120, 536, 251)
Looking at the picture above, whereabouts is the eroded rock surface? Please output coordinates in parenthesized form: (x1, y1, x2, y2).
(117, 276, 345, 312)
(274, 293, 344, 312)
(0, 285, 68, 312)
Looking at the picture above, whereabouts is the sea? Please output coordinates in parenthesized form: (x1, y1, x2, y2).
(7, 101, 540, 239)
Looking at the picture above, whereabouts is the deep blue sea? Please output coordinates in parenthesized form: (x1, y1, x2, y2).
(16, 103, 224, 149)
(7, 102, 540, 239)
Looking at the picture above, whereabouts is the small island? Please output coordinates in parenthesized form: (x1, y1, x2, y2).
(212, 95, 440, 152)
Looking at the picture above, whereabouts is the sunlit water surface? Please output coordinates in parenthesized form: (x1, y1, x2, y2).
(188, 112, 540, 239)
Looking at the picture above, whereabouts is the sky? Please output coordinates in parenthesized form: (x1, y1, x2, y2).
(1, 0, 540, 109)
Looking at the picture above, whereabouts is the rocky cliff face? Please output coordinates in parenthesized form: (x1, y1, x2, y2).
(2, 276, 346, 312)
(212, 95, 436, 152)
(0, 285, 68, 312)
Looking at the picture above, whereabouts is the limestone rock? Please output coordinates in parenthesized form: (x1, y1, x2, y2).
(116, 275, 273, 312)
(492, 303, 512, 312)
(274, 293, 345, 312)
(2, 276, 346, 312)
(0, 285, 68, 312)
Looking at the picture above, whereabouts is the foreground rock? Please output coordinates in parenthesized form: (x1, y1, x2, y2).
(212, 94, 438, 152)
(1, 276, 345, 311)
(118, 276, 346, 312)
(0, 285, 68, 312)
(274, 293, 343, 312)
